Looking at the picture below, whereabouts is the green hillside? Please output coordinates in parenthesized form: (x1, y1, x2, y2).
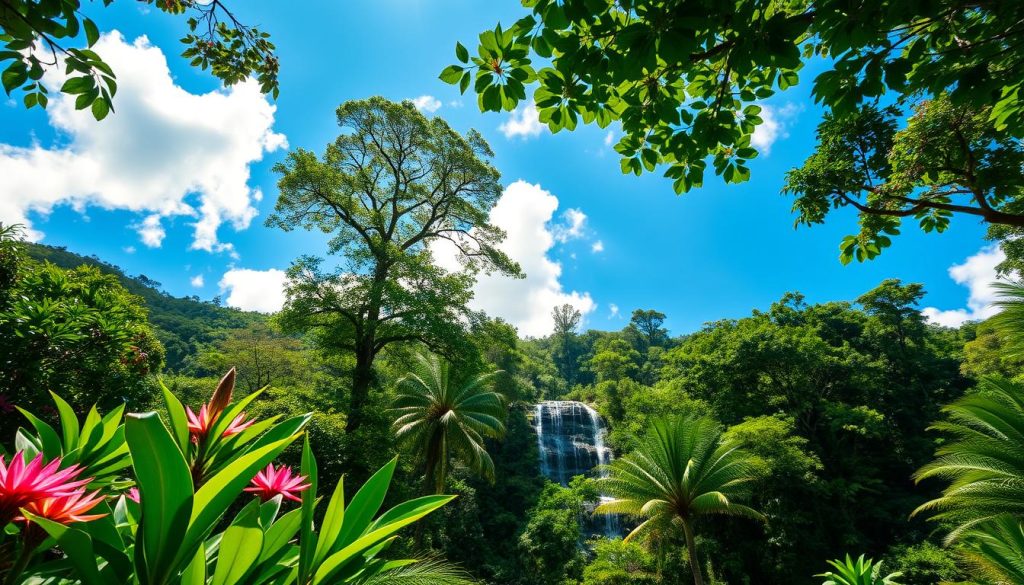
(24, 242, 266, 369)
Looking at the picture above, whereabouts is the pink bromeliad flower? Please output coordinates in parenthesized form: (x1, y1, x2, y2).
(244, 463, 310, 503)
(17, 489, 106, 524)
(186, 403, 254, 442)
(126, 487, 140, 503)
(0, 452, 91, 522)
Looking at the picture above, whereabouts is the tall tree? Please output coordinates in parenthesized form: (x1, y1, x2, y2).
(392, 352, 507, 494)
(597, 416, 764, 585)
(269, 97, 520, 432)
(551, 303, 582, 385)
(626, 309, 669, 352)
(552, 303, 582, 336)
(1, 0, 279, 119)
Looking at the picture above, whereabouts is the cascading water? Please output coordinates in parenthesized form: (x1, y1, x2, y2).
(532, 400, 622, 539)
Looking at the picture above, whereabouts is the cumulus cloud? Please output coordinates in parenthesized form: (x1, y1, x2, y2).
(499, 103, 545, 139)
(750, 103, 800, 155)
(432, 181, 595, 336)
(591, 240, 604, 253)
(552, 208, 587, 243)
(218, 268, 288, 313)
(921, 245, 1007, 327)
(0, 32, 286, 251)
(609, 303, 620, 318)
(190, 274, 205, 288)
(411, 95, 442, 113)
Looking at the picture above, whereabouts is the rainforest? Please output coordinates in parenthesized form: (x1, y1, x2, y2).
(2, 1, 1024, 584)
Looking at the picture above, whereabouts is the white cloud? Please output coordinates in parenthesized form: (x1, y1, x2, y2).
(603, 131, 614, 147)
(448, 99, 464, 108)
(431, 180, 595, 337)
(122, 245, 136, 254)
(411, 95, 442, 113)
(591, 240, 605, 253)
(922, 245, 1007, 327)
(137, 214, 165, 248)
(609, 303, 620, 318)
(552, 208, 587, 243)
(218, 268, 288, 313)
(499, 103, 544, 139)
(190, 274, 205, 288)
(0, 32, 286, 251)
(750, 103, 800, 155)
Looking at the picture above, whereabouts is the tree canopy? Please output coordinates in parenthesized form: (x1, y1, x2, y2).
(1, 0, 279, 119)
(269, 97, 521, 433)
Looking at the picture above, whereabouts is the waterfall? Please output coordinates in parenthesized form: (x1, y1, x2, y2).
(532, 400, 622, 539)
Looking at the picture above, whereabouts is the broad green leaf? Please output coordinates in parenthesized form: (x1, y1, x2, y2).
(27, 513, 105, 585)
(161, 381, 190, 453)
(299, 435, 319, 582)
(335, 457, 396, 550)
(313, 475, 345, 566)
(16, 407, 62, 458)
(312, 495, 455, 584)
(212, 499, 264, 585)
(180, 543, 206, 585)
(50, 392, 80, 451)
(259, 507, 302, 564)
(126, 412, 194, 585)
(179, 435, 297, 572)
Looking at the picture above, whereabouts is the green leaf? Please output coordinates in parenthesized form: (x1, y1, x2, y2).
(212, 499, 264, 585)
(61, 76, 94, 95)
(125, 412, 194, 585)
(161, 381, 190, 454)
(455, 42, 469, 63)
(27, 513, 105, 585)
(16, 407, 62, 458)
(312, 495, 455, 584)
(180, 543, 206, 585)
(180, 435, 298, 571)
(50, 392, 80, 451)
(313, 475, 346, 566)
(2, 62, 27, 94)
(84, 18, 100, 47)
(299, 435, 319, 582)
(335, 457, 396, 550)
(259, 507, 303, 564)
(439, 64, 465, 84)
(92, 96, 110, 120)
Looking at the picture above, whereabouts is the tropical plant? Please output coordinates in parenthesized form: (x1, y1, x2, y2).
(596, 416, 764, 585)
(816, 554, 902, 585)
(913, 375, 1024, 538)
(0, 369, 469, 585)
(990, 280, 1024, 355)
(959, 516, 1024, 585)
(393, 352, 507, 494)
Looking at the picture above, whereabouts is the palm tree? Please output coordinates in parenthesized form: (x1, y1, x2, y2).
(959, 516, 1024, 585)
(913, 375, 1024, 538)
(595, 416, 764, 585)
(393, 352, 507, 494)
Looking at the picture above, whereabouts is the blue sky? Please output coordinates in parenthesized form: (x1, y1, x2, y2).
(0, 0, 1001, 336)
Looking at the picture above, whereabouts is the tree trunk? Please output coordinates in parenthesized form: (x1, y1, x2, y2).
(681, 518, 705, 585)
(347, 342, 374, 433)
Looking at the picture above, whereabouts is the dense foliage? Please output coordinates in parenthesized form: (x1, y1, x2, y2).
(1, 0, 279, 119)
(7, 229, 1016, 585)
